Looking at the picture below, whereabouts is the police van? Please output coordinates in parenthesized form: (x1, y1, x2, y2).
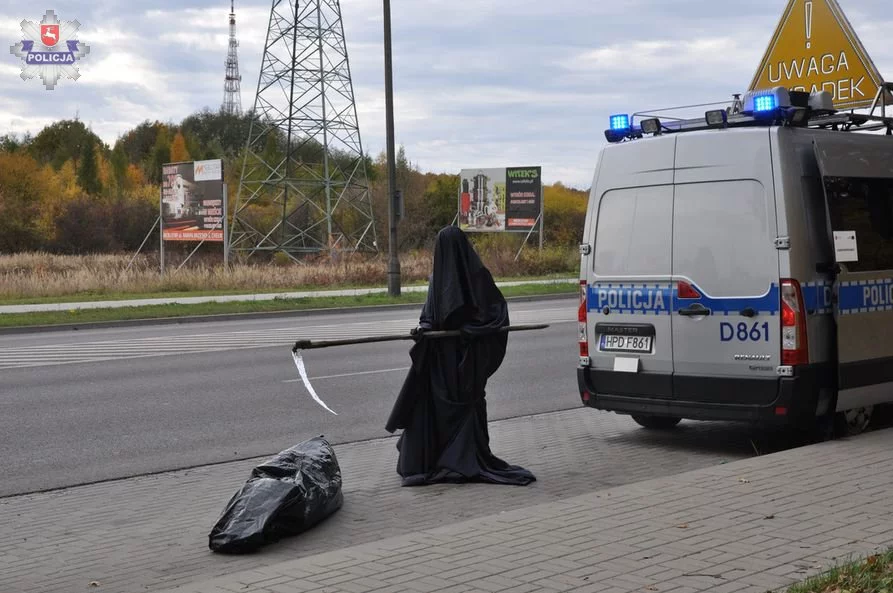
(577, 85, 893, 435)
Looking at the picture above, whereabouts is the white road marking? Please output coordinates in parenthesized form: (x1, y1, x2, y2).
(282, 366, 411, 383)
(0, 308, 573, 370)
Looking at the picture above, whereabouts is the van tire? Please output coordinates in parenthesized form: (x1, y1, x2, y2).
(631, 415, 682, 430)
(834, 406, 874, 437)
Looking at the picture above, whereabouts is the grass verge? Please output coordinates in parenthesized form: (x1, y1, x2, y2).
(786, 548, 893, 593)
(0, 282, 576, 329)
(0, 275, 570, 306)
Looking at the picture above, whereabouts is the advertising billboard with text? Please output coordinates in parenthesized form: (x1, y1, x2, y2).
(459, 166, 541, 232)
(161, 160, 225, 242)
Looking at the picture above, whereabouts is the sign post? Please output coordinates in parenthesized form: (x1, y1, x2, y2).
(750, 0, 887, 110)
(223, 184, 229, 268)
(159, 187, 165, 275)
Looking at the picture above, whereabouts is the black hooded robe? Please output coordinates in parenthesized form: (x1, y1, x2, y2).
(385, 226, 535, 487)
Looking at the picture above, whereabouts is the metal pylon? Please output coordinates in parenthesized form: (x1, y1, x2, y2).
(222, 0, 242, 115)
(229, 0, 377, 259)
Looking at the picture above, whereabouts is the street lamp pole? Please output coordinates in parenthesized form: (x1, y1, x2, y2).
(383, 0, 401, 297)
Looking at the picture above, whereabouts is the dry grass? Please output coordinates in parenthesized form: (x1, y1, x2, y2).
(0, 248, 577, 301)
(786, 548, 893, 593)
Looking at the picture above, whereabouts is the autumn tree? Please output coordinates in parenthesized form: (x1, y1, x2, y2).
(110, 145, 129, 192)
(543, 182, 588, 246)
(0, 153, 52, 251)
(147, 127, 172, 184)
(77, 135, 102, 195)
(180, 109, 258, 159)
(170, 131, 190, 162)
(29, 119, 100, 171)
(115, 121, 166, 166)
(0, 133, 30, 153)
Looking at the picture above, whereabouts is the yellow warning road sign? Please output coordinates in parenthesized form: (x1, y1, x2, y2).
(750, 0, 887, 110)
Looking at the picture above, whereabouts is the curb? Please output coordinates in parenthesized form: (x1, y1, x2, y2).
(0, 293, 576, 336)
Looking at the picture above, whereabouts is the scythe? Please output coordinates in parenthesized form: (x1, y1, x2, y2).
(291, 324, 549, 415)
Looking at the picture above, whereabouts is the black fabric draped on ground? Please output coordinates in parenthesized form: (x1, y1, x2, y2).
(385, 226, 536, 487)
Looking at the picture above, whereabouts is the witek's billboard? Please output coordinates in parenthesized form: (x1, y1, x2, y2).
(161, 160, 225, 241)
(458, 167, 542, 232)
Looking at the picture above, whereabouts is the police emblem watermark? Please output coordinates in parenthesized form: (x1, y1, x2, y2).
(10, 10, 90, 90)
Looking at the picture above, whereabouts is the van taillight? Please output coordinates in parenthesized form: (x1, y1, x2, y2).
(579, 281, 589, 358)
(781, 279, 808, 366)
(677, 281, 701, 300)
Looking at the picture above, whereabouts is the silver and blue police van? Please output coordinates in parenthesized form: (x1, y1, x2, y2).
(577, 86, 893, 435)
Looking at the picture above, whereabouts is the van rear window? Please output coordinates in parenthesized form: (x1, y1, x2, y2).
(824, 176, 893, 272)
(673, 180, 777, 297)
(593, 186, 672, 277)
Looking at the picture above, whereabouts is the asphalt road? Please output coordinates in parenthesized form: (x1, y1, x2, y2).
(0, 297, 578, 497)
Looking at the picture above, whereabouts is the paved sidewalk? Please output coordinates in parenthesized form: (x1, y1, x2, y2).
(0, 279, 575, 314)
(160, 428, 893, 593)
(1, 410, 759, 593)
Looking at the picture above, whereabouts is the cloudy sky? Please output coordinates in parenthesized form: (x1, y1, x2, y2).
(2, 0, 892, 188)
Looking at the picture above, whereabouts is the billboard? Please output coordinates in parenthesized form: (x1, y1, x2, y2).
(459, 166, 542, 232)
(161, 159, 225, 242)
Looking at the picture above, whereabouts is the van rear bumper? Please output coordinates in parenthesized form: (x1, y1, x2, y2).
(577, 365, 830, 425)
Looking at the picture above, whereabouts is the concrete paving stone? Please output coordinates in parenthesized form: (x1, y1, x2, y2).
(737, 569, 798, 590)
(623, 532, 688, 550)
(764, 563, 819, 581)
(666, 557, 720, 574)
(596, 555, 659, 575)
(651, 541, 705, 559)
(496, 564, 543, 580)
(867, 533, 893, 545)
(402, 575, 457, 593)
(426, 568, 490, 585)
(460, 557, 530, 576)
(422, 550, 480, 567)
(355, 568, 412, 583)
(686, 581, 751, 593)
(464, 574, 523, 592)
(566, 585, 636, 593)
(483, 550, 543, 566)
(337, 579, 394, 593)
(529, 576, 579, 592)
(547, 573, 596, 587)
(622, 563, 679, 580)
(380, 569, 430, 586)
(318, 570, 377, 587)
(266, 582, 328, 593)
(677, 575, 734, 591)
(410, 558, 466, 574)
(358, 586, 415, 593)
(486, 583, 544, 593)
(609, 571, 667, 588)
(538, 556, 591, 572)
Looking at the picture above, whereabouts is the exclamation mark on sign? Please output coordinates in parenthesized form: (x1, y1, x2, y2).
(805, 1, 813, 49)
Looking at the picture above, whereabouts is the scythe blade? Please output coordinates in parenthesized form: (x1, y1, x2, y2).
(291, 350, 338, 415)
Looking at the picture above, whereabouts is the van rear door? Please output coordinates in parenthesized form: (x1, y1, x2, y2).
(588, 137, 676, 399)
(671, 130, 782, 406)
(814, 134, 893, 411)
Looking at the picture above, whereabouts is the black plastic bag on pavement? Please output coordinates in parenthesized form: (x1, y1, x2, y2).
(209, 436, 343, 554)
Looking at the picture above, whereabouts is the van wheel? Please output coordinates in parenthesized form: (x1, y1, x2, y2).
(835, 406, 874, 436)
(632, 415, 682, 430)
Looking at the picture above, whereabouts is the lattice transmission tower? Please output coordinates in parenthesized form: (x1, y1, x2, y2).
(229, 0, 377, 259)
(222, 0, 242, 115)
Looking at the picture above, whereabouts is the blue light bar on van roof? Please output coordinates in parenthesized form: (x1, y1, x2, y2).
(742, 87, 791, 116)
(754, 95, 777, 112)
(610, 114, 630, 130)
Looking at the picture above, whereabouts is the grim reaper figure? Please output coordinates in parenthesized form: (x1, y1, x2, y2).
(385, 226, 536, 486)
